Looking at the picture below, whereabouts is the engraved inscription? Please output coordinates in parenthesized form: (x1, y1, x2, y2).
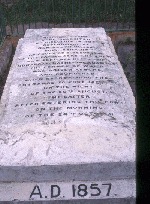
(5, 34, 130, 125)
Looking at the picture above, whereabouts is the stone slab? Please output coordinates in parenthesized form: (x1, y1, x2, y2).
(0, 179, 135, 201)
(0, 28, 135, 202)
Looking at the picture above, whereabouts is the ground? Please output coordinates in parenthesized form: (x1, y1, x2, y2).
(116, 41, 135, 97)
(0, 39, 14, 99)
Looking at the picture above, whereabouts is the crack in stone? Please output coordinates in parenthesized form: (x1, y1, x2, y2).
(12, 136, 23, 146)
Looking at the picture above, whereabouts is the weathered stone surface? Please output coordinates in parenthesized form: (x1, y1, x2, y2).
(0, 179, 135, 201)
(0, 28, 135, 202)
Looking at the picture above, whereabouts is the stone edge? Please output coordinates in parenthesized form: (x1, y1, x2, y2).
(0, 162, 135, 182)
(0, 198, 136, 204)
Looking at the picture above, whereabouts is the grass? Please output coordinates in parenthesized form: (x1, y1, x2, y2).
(2, 0, 135, 26)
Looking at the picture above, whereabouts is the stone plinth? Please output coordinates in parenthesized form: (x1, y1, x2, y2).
(0, 28, 135, 203)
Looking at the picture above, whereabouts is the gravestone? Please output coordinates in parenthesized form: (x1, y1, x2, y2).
(0, 28, 135, 203)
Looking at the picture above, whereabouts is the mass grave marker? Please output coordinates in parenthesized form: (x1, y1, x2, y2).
(0, 28, 135, 203)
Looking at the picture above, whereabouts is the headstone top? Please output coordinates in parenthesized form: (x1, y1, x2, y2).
(24, 28, 107, 38)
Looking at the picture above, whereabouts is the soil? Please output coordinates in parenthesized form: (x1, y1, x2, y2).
(0, 45, 15, 99)
(116, 42, 135, 97)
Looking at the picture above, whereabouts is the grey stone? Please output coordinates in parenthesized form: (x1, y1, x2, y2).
(1, 198, 136, 204)
(0, 28, 135, 202)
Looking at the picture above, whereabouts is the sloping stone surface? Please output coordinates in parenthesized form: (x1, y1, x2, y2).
(0, 27, 136, 202)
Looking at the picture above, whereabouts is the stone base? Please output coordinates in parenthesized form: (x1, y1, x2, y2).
(0, 28, 135, 202)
